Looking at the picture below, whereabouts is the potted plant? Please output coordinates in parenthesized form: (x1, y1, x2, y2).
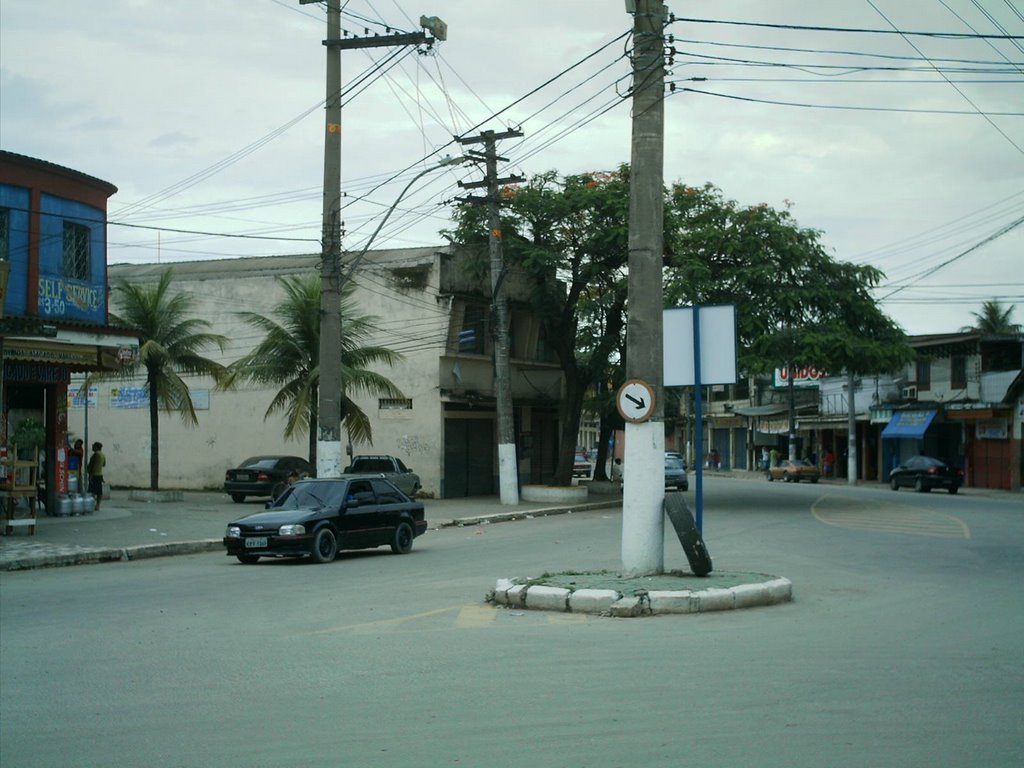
(11, 417, 46, 458)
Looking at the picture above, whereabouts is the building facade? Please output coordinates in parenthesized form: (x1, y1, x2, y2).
(69, 247, 565, 496)
(1, 151, 139, 518)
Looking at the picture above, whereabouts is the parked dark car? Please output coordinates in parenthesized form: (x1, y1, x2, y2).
(223, 477, 427, 564)
(889, 456, 963, 494)
(664, 454, 689, 491)
(224, 455, 313, 503)
(345, 454, 421, 496)
(766, 459, 820, 483)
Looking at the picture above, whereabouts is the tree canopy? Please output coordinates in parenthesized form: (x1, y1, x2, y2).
(960, 299, 1021, 334)
(225, 274, 405, 466)
(448, 166, 912, 485)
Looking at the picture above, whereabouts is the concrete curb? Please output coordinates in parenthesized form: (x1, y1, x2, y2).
(439, 499, 622, 527)
(2, 540, 222, 571)
(490, 575, 793, 617)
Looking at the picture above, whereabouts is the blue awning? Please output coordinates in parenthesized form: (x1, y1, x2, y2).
(881, 410, 936, 439)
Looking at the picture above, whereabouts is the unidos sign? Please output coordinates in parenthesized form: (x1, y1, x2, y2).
(773, 366, 827, 388)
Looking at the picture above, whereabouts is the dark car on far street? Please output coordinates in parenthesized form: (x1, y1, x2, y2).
(224, 455, 313, 503)
(223, 477, 427, 564)
(889, 456, 963, 494)
(664, 454, 689, 491)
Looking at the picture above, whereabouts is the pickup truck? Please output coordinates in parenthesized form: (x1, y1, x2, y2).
(344, 455, 422, 497)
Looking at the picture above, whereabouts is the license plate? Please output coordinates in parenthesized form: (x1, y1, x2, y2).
(235, 472, 250, 481)
(245, 537, 268, 548)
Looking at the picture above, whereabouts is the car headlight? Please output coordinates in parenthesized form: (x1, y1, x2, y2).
(278, 524, 306, 537)
(226, 525, 241, 538)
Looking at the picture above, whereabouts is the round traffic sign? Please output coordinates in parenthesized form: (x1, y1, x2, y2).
(616, 378, 656, 423)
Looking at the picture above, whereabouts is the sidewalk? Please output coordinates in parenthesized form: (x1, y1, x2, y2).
(0, 488, 624, 571)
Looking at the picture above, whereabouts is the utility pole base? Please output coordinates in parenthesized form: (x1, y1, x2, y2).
(498, 443, 520, 505)
(621, 421, 665, 576)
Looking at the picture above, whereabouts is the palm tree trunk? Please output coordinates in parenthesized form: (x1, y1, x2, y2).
(148, 369, 160, 490)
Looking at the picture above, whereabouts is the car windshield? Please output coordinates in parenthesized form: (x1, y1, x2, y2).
(240, 457, 281, 469)
(272, 482, 332, 510)
(665, 457, 685, 470)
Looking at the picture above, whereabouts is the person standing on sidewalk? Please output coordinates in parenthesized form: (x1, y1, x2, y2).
(87, 442, 106, 511)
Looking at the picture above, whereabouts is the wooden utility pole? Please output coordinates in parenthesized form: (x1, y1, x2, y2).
(622, 0, 668, 576)
(301, 1, 443, 477)
(457, 130, 524, 504)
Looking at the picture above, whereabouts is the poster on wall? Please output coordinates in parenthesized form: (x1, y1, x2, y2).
(111, 386, 149, 409)
(68, 386, 98, 409)
(976, 419, 1008, 440)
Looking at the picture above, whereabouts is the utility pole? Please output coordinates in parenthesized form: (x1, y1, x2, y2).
(300, 1, 445, 478)
(622, 0, 668, 576)
(456, 130, 524, 504)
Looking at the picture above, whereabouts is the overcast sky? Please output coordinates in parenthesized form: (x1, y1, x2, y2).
(2, 0, 1022, 336)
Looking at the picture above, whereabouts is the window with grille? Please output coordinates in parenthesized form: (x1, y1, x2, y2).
(379, 398, 412, 410)
(63, 222, 90, 280)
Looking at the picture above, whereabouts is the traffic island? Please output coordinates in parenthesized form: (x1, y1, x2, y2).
(488, 570, 792, 617)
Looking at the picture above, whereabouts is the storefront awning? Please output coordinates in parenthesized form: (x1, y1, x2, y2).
(734, 404, 789, 417)
(881, 410, 936, 439)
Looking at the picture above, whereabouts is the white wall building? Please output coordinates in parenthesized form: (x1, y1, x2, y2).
(67, 247, 565, 496)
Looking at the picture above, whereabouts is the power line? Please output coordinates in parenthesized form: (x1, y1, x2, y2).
(670, 16, 1024, 40)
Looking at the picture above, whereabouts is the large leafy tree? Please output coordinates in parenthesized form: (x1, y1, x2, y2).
(447, 169, 632, 485)
(664, 182, 911, 377)
(111, 269, 229, 490)
(448, 168, 911, 485)
(960, 299, 1021, 334)
(225, 274, 404, 467)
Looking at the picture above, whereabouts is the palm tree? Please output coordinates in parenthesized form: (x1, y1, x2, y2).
(226, 274, 404, 467)
(960, 300, 1021, 334)
(111, 269, 229, 490)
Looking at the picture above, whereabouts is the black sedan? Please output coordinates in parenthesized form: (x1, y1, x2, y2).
(224, 455, 313, 503)
(223, 477, 427, 564)
(889, 456, 964, 494)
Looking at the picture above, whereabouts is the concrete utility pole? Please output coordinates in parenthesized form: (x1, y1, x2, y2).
(457, 130, 524, 504)
(301, 0, 444, 478)
(847, 369, 857, 484)
(622, 0, 668, 577)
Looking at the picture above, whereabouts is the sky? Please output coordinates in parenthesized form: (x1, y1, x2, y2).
(2, 0, 1022, 336)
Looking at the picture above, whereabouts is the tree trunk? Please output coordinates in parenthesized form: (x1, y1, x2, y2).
(553, 370, 587, 485)
(148, 369, 160, 490)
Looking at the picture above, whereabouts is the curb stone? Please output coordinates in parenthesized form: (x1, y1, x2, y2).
(490, 576, 793, 617)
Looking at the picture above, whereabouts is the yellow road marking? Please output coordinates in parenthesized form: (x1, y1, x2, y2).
(811, 494, 970, 539)
(455, 603, 498, 627)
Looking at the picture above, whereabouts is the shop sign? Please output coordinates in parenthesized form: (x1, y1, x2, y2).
(3, 360, 71, 384)
(774, 366, 827, 388)
(4, 340, 97, 366)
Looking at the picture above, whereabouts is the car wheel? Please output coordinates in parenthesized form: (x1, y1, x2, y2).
(231, 493, 246, 503)
(914, 477, 926, 493)
(236, 554, 260, 565)
(810, 477, 819, 484)
(766, 472, 773, 482)
(948, 486, 958, 495)
(310, 528, 337, 564)
(890, 477, 899, 491)
(783, 472, 791, 483)
(390, 521, 414, 554)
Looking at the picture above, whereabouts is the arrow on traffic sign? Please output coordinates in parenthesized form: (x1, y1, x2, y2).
(625, 393, 646, 409)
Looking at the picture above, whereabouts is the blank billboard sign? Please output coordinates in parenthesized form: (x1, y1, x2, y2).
(663, 305, 738, 386)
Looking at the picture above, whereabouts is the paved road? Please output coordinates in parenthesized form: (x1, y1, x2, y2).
(1, 478, 1022, 767)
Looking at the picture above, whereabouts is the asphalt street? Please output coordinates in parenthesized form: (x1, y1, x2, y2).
(2, 475, 1021, 767)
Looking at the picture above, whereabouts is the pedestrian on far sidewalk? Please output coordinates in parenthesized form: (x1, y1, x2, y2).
(87, 442, 106, 511)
